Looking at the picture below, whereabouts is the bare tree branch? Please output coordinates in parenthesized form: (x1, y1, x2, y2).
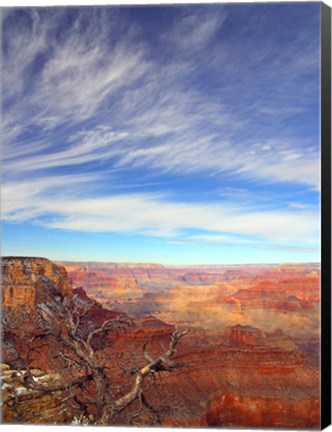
(86, 318, 127, 345)
(112, 328, 189, 414)
(143, 341, 154, 364)
(3, 287, 189, 426)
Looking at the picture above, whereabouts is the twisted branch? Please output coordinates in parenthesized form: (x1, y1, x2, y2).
(113, 328, 189, 414)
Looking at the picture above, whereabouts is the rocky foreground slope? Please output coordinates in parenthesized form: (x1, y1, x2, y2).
(1, 257, 321, 428)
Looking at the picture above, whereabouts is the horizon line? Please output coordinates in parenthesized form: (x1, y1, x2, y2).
(1, 255, 320, 267)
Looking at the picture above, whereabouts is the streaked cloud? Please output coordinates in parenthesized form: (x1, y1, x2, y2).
(165, 7, 226, 53)
(2, 178, 319, 250)
(4, 125, 129, 171)
(171, 236, 319, 254)
(1, 4, 321, 262)
(2, 8, 148, 143)
(3, 6, 319, 187)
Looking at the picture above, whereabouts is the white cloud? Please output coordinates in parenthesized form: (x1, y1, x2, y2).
(171, 234, 319, 253)
(1, 173, 102, 221)
(166, 8, 226, 53)
(1, 5, 320, 257)
(2, 8, 149, 144)
(2, 179, 320, 248)
(4, 125, 129, 171)
(2, 7, 320, 190)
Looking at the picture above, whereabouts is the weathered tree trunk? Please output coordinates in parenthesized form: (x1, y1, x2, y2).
(3, 293, 189, 426)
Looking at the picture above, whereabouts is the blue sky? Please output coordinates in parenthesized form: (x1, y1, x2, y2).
(1, 3, 321, 264)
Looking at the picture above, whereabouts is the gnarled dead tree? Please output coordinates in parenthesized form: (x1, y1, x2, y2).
(2, 291, 189, 425)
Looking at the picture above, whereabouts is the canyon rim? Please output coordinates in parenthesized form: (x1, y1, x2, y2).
(1, 257, 321, 427)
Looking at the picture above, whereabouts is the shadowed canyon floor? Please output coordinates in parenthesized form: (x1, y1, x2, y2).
(2, 258, 320, 428)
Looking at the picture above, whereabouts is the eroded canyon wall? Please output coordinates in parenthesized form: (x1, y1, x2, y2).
(2, 257, 72, 307)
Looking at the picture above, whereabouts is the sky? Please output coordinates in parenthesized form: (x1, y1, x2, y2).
(1, 3, 321, 265)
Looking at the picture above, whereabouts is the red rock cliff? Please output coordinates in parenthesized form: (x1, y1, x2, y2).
(1, 257, 72, 308)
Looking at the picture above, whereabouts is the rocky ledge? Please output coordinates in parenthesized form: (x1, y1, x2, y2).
(1, 257, 72, 308)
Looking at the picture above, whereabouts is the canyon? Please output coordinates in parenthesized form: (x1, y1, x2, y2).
(1, 257, 321, 428)
(59, 261, 320, 337)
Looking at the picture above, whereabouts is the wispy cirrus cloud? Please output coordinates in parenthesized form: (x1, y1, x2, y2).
(2, 8, 148, 143)
(3, 6, 320, 187)
(165, 7, 227, 54)
(1, 4, 321, 262)
(2, 178, 319, 249)
(2, 173, 103, 221)
(171, 235, 319, 254)
(4, 125, 129, 171)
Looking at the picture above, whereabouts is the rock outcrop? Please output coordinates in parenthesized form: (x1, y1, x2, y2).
(1, 258, 321, 428)
(2, 257, 72, 308)
(1, 257, 188, 425)
(205, 391, 320, 428)
(1, 364, 71, 424)
(222, 324, 269, 346)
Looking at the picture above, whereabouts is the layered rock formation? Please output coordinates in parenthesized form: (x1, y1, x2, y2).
(1, 258, 321, 428)
(1, 257, 190, 425)
(205, 392, 319, 428)
(1, 365, 71, 424)
(62, 262, 320, 338)
(56, 261, 179, 301)
(1, 257, 125, 423)
(2, 257, 72, 307)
